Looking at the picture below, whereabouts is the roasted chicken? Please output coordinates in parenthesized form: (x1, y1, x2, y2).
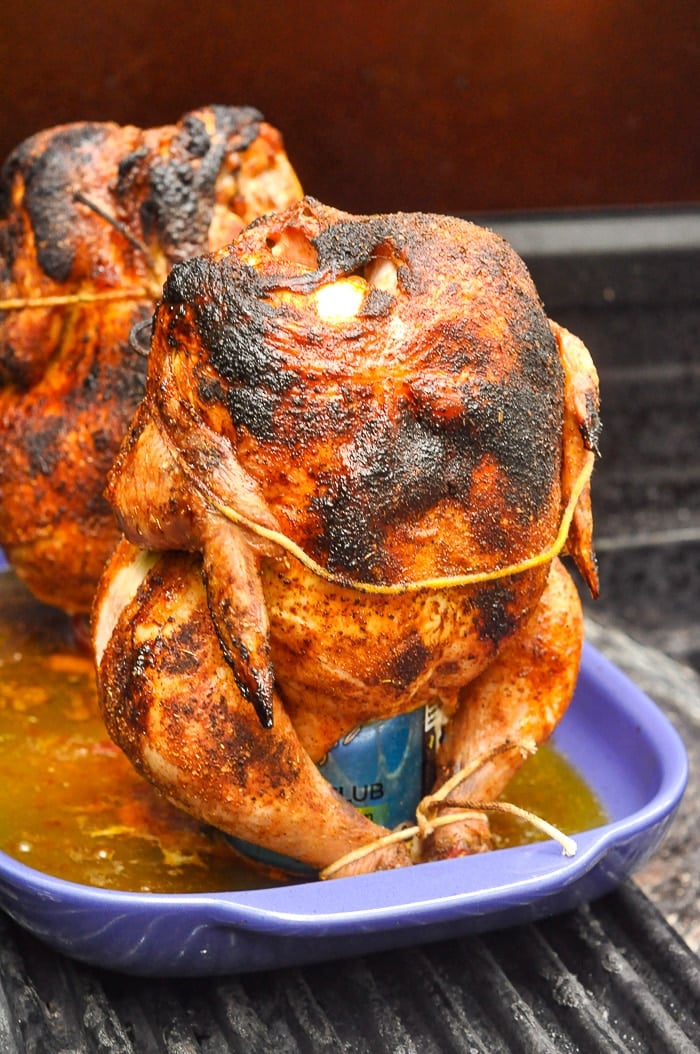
(0, 106, 302, 613)
(93, 198, 600, 876)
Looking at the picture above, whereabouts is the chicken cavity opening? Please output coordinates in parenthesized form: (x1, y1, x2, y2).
(314, 255, 400, 322)
(267, 225, 400, 322)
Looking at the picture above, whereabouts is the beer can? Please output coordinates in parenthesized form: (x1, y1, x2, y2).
(317, 706, 425, 828)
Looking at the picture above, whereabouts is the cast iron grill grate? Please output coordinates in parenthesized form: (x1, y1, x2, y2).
(0, 881, 698, 1053)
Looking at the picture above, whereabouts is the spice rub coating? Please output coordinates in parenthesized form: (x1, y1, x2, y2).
(96, 199, 600, 873)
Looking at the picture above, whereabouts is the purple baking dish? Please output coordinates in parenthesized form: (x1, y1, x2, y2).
(0, 636, 687, 977)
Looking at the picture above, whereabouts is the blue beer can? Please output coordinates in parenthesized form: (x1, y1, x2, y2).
(317, 707, 426, 828)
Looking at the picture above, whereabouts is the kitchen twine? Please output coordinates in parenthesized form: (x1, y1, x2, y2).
(320, 741, 578, 880)
(0, 288, 155, 311)
(206, 448, 596, 595)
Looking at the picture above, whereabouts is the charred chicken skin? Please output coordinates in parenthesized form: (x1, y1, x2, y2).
(94, 198, 600, 876)
(0, 106, 302, 613)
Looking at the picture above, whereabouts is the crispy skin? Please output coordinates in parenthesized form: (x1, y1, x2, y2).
(93, 545, 580, 875)
(263, 556, 549, 761)
(435, 558, 584, 793)
(0, 107, 302, 612)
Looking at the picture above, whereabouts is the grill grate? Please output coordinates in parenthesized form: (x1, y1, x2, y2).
(1, 882, 698, 1053)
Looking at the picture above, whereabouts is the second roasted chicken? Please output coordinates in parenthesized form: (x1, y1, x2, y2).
(0, 106, 302, 613)
(93, 198, 600, 876)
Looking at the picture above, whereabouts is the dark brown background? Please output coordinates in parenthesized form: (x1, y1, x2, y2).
(0, 1, 698, 215)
